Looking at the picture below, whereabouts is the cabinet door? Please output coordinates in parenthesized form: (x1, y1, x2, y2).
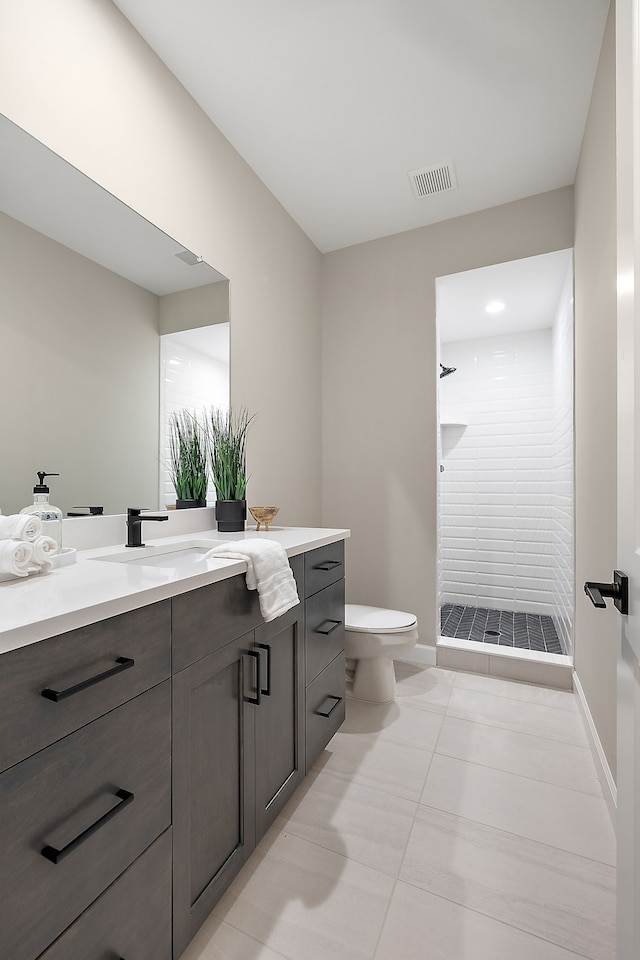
(254, 602, 305, 840)
(172, 632, 257, 959)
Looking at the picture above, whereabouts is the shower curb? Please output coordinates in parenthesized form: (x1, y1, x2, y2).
(435, 635, 573, 689)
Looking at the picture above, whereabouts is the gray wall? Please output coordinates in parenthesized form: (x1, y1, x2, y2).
(573, 2, 617, 778)
(322, 189, 574, 645)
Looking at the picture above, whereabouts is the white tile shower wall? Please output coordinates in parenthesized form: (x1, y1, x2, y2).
(551, 262, 575, 653)
(159, 338, 229, 508)
(440, 329, 562, 620)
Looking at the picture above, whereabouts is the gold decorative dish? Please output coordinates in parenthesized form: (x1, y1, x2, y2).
(249, 506, 279, 531)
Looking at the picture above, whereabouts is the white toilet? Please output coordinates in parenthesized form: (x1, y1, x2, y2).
(344, 603, 419, 703)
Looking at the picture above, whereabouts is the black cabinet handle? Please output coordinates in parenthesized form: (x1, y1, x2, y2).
(257, 643, 272, 696)
(313, 560, 342, 571)
(315, 619, 342, 636)
(584, 570, 628, 615)
(246, 650, 261, 705)
(41, 657, 135, 702)
(316, 695, 342, 718)
(41, 788, 134, 864)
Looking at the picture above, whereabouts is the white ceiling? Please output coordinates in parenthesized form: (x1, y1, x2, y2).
(165, 323, 230, 364)
(113, 0, 609, 253)
(438, 248, 573, 342)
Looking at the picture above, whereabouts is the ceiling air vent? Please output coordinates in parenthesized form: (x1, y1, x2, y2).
(408, 162, 457, 199)
(175, 248, 203, 266)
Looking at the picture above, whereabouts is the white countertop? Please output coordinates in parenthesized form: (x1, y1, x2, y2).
(0, 525, 350, 655)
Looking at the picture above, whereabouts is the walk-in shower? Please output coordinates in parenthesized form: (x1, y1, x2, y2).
(436, 250, 574, 662)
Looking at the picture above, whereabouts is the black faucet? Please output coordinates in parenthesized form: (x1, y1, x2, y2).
(126, 507, 169, 547)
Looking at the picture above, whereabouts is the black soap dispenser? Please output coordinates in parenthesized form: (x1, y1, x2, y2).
(20, 471, 63, 554)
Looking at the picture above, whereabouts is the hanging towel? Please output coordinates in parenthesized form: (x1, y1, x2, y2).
(31, 535, 58, 569)
(0, 514, 42, 542)
(0, 539, 33, 577)
(203, 539, 300, 622)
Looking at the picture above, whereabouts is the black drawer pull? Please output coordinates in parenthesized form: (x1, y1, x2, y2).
(246, 650, 261, 705)
(313, 560, 342, 571)
(41, 657, 135, 702)
(315, 619, 342, 636)
(41, 788, 134, 864)
(257, 643, 272, 696)
(316, 695, 343, 718)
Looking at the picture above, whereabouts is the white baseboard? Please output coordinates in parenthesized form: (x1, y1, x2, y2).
(573, 671, 616, 829)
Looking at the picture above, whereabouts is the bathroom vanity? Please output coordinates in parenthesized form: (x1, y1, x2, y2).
(0, 525, 348, 960)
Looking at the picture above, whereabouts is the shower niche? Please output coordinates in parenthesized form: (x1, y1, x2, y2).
(436, 250, 574, 662)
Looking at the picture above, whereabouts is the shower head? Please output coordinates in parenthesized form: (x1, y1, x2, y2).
(439, 363, 457, 379)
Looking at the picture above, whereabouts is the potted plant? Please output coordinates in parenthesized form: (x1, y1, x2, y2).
(208, 406, 254, 531)
(168, 409, 208, 508)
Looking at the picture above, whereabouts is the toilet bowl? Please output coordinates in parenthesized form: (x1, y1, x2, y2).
(344, 603, 418, 703)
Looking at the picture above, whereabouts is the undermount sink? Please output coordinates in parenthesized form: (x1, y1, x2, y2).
(89, 539, 226, 568)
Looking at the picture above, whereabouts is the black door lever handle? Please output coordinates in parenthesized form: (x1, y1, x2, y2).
(584, 582, 607, 608)
(584, 570, 628, 615)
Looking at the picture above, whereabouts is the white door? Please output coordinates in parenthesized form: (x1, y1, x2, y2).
(615, 2, 640, 956)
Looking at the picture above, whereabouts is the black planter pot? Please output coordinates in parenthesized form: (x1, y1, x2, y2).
(215, 499, 247, 532)
(176, 498, 207, 510)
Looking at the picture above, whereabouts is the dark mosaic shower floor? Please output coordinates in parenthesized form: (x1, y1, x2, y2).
(441, 604, 563, 655)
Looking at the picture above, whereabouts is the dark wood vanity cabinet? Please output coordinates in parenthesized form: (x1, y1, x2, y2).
(0, 539, 345, 960)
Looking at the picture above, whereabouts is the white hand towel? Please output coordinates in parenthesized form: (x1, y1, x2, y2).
(0, 539, 33, 577)
(203, 539, 300, 622)
(0, 513, 42, 542)
(31, 535, 58, 569)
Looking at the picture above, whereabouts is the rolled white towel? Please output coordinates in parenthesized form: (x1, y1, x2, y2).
(31, 535, 58, 569)
(0, 539, 34, 577)
(0, 514, 42, 542)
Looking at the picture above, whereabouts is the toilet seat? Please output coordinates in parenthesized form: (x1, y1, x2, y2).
(345, 603, 417, 634)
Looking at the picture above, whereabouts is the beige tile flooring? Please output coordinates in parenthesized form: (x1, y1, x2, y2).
(181, 663, 616, 960)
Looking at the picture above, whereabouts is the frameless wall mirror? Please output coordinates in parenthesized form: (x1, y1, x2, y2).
(0, 114, 229, 517)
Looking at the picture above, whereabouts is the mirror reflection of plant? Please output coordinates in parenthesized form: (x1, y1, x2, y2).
(169, 409, 208, 502)
(208, 407, 255, 501)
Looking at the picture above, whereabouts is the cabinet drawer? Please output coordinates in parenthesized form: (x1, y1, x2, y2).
(0, 681, 171, 960)
(304, 541, 344, 598)
(306, 652, 346, 770)
(306, 578, 345, 683)
(0, 600, 171, 772)
(40, 830, 172, 960)
(172, 574, 262, 671)
(172, 556, 304, 672)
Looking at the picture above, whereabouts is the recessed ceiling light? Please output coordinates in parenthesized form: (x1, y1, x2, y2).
(485, 300, 505, 314)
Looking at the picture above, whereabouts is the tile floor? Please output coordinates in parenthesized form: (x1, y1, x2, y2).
(181, 662, 616, 960)
(441, 604, 564, 655)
